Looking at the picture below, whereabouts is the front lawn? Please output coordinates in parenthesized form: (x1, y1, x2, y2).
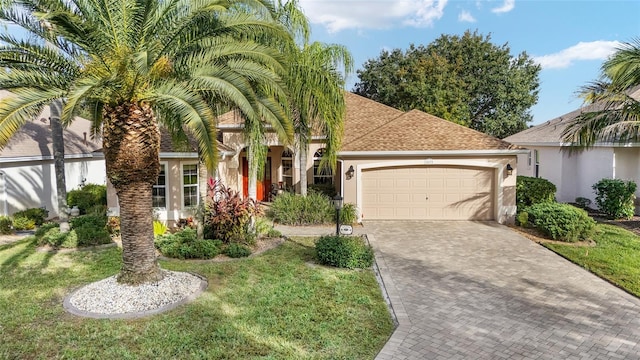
(543, 224, 640, 297)
(0, 237, 393, 359)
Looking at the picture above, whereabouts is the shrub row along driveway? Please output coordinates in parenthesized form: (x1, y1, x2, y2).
(367, 221, 640, 360)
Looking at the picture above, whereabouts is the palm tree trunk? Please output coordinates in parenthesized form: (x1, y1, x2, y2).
(50, 99, 69, 232)
(197, 157, 207, 239)
(103, 102, 162, 285)
(117, 183, 160, 283)
(299, 143, 308, 196)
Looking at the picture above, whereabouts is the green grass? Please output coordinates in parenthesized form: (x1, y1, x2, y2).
(0, 237, 393, 359)
(544, 224, 640, 297)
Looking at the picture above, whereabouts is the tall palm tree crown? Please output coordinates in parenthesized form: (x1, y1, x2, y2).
(562, 38, 640, 148)
(0, 0, 294, 284)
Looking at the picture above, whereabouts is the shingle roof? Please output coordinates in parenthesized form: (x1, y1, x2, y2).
(504, 87, 640, 145)
(216, 92, 516, 152)
(341, 94, 516, 151)
(0, 91, 102, 159)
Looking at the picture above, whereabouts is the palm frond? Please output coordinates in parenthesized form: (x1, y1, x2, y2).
(0, 87, 62, 148)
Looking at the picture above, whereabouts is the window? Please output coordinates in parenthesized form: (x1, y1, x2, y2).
(152, 163, 167, 208)
(527, 151, 532, 167)
(534, 150, 540, 178)
(182, 163, 198, 207)
(282, 149, 293, 190)
(313, 149, 333, 185)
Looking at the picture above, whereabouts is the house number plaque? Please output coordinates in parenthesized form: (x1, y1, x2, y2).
(339, 225, 353, 235)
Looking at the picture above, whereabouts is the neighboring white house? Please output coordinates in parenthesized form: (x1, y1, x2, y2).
(0, 91, 105, 218)
(504, 87, 640, 208)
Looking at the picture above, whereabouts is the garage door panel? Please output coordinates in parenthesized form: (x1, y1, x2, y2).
(362, 166, 494, 220)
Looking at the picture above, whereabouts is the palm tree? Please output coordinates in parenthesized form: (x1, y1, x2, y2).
(287, 41, 353, 196)
(271, 0, 353, 195)
(562, 39, 640, 147)
(0, 0, 293, 284)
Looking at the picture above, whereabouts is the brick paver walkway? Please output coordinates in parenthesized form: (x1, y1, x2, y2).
(367, 221, 640, 360)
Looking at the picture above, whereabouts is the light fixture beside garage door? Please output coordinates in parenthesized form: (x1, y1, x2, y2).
(506, 164, 514, 176)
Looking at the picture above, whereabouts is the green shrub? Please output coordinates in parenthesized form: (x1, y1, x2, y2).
(224, 243, 251, 258)
(516, 176, 556, 209)
(13, 208, 49, 226)
(35, 222, 59, 237)
(86, 204, 108, 216)
(593, 178, 637, 220)
(340, 203, 357, 225)
(0, 216, 12, 234)
(315, 235, 374, 269)
(67, 184, 107, 214)
(153, 220, 168, 237)
(516, 211, 529, 227)
(70, 214, 107, 229)
(574, 197, 592, 209)
(268, 191, 335, 225)
(36, 226, 79, 248)
(67, 214, 111, 246)
(203, 180, 261, 245)
(155, 228, 223, 259)
(254, 217, 273, 236)
(74, 226, 111, 246)
(12, 216, 35, 231)
(266, 228, 282, 238)
(525, 202, 596, 242)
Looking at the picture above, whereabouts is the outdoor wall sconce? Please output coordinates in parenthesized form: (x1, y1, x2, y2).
(506, 164, 514, 176)
(346, 165, 355, 179)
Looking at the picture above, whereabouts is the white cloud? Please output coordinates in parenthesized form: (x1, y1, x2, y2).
(491, 0, 515, 14)
(533, 41, 622, 69)
(458, 10, 476, 22)
(299, 0, 448, 33)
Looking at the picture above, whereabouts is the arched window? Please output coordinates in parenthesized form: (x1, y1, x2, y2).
(281, 149, 293, 190)
(313, 149, 333, 185)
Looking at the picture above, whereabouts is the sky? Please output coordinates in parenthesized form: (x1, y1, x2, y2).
(298, 0, 640, 126)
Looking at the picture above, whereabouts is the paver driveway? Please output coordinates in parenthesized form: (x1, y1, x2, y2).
(367, 221, 640, 360)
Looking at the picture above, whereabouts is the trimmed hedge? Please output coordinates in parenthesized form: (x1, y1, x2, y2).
(315, 235, 374, 269)
(522, 202, 596, 242)
(516, 176, 556, 209)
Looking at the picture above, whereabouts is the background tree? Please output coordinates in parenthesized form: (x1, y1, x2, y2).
(0, 0, 292, 284)
(562, 39, 640, 147)
(353, 30, 540, 138)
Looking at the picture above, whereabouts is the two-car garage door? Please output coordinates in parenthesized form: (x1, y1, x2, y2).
(362, 166, 495, 220)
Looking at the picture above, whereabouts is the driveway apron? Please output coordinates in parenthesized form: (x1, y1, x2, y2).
(367, 221, 640, 360)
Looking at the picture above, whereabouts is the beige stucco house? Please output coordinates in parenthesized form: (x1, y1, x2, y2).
(106, 92, 522, 224)
(188, 92, 522, 224)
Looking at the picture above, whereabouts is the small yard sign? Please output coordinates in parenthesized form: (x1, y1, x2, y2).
(339, 225, 353, 235)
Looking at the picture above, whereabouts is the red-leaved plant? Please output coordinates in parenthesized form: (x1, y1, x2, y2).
(203, 178, 262, 244)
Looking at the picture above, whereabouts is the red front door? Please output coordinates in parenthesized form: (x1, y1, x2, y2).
(242, 157, 271, 201)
